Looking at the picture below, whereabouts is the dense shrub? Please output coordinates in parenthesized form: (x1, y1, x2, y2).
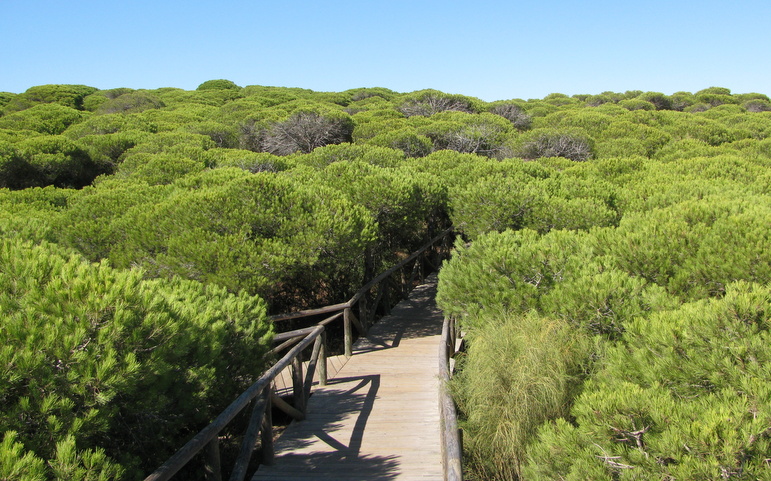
(515, 128, 594, 161)
(262, 110, 354, 155)
(1, 135, 101, 189)
(488, 102, 533, 130)
(95, 91, 166, 115)
(2, 84, 98, 113)
(524, 282, 771, 480)
(196, 79, 241, 91)
(396, 89, 480, 117)
(452, 311, 591, 480)
(0, 238, 272, 479)
(0, 103, 87, 135)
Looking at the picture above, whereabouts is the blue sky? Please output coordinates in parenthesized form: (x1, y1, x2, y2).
(2, 0, 769, 101)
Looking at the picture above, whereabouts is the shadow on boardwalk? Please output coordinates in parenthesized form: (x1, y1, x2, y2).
(260, 376, 402, 480)
(252, 275, 444, 480)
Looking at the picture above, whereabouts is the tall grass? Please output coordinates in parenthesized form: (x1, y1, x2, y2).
(452, 310, 591, 480)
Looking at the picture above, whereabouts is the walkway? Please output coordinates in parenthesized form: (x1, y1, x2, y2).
(252, 275, 445, 480)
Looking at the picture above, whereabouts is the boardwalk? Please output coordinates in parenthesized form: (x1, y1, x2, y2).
(252, 275, 445, 480)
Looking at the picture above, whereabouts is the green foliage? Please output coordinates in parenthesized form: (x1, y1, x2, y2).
(4, 82, 771, 480)
(743, 99, 771, 112)
(396, 89, 482, 116)
(62, 113, 158, 138)
(0, 237, 272, 479)
(184, 120, 239, 148)
(95, 91, 165, 115)
(119, 131, 216, 166)
(0, 91, 17, 110)
(514, 127, 594, 161)
(0, 103, 87, 135)
(437, 229, 591, 321)
(0, 431, 47, 481)
(196, 79, 242, 91)
(2, 135, 101, 189)
(487, 101, 532, 130)
(525, 282, 771, 480)
(453, 311, 591, 481)
(91, 169, 376, 307)
(636, 91, 673, 110)
(344, 86, 397, 102)
(262, 109, 354, 155)
(75, 130, 151, 167)
(81, 88, 136, 112)
(3, 84, 98, 113)
(52, 179, 170, 261)
(618, 98, 656, 111)
(289, 143, 405, 169)
(115, 152, 206, 185)
(210, 148, 288, 172)
(366, 128, 434, 157)
(418, 111, 514, 157)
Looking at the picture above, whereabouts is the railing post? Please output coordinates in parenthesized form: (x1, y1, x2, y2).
(359, 293, 369, 331)
(203, 437, 222, 481)
(261, 388, 274, 466)
(319, 331, 328, 386)
(292, 356, 305, 417)
(343, 307, 353, 358)
(230, 389, 269, 481)
(382, 280, 391, 315)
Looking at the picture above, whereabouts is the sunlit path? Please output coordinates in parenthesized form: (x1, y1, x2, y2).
(252, 276, 444, 480)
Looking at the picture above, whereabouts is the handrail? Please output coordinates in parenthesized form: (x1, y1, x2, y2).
(439, 317, 463, 481)
(144, 228, 455, 481)
(144, 326, 326, 481)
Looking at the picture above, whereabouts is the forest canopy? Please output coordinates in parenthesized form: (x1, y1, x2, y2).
(1, 81, 770, 480)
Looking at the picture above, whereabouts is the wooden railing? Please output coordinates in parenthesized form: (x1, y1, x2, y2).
(439, 317, 463, 481)
(144, 229, 454, 481)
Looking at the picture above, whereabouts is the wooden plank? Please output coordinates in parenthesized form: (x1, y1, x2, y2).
(252, 276, 445, 481)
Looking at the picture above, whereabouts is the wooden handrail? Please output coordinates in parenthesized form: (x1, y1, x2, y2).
(439, 317, 463, 481)
(144, 325, 325, 481)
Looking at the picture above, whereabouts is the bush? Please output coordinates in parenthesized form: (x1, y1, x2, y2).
(515, 128, 594, 161)
(6, 135, 101, 189)
(3, 84, 98, 113)
(452, 311, 590, 480)
(262, 110, 354, 155)
(81, 88, 136, 112)
(211, 149, 288, 173)
(196, 79, 241, 91)
(396, 89, 480, 117)
(95, 91, 165, 115)
(618, 98, 656, 111)
(0, 103, 87, 135)
(0, 238, 272, 479)
(101, 169, 376, 308)
(743, 99, 771, 112)
(524, 282, 771, 480)
(488, 102, 533, 130)
(422, 112, 514, 158)
(437, 229, 592, 321)
(367, 128, 433, 157)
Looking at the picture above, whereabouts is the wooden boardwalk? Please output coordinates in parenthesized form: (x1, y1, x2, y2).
(252, 275, 445, 480)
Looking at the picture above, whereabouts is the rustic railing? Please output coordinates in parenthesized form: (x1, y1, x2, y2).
(440, 317, 463, 481)
(144, 228, 454, 481)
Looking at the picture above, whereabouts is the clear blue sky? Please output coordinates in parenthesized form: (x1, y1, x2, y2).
(2, 0, 769, 101)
